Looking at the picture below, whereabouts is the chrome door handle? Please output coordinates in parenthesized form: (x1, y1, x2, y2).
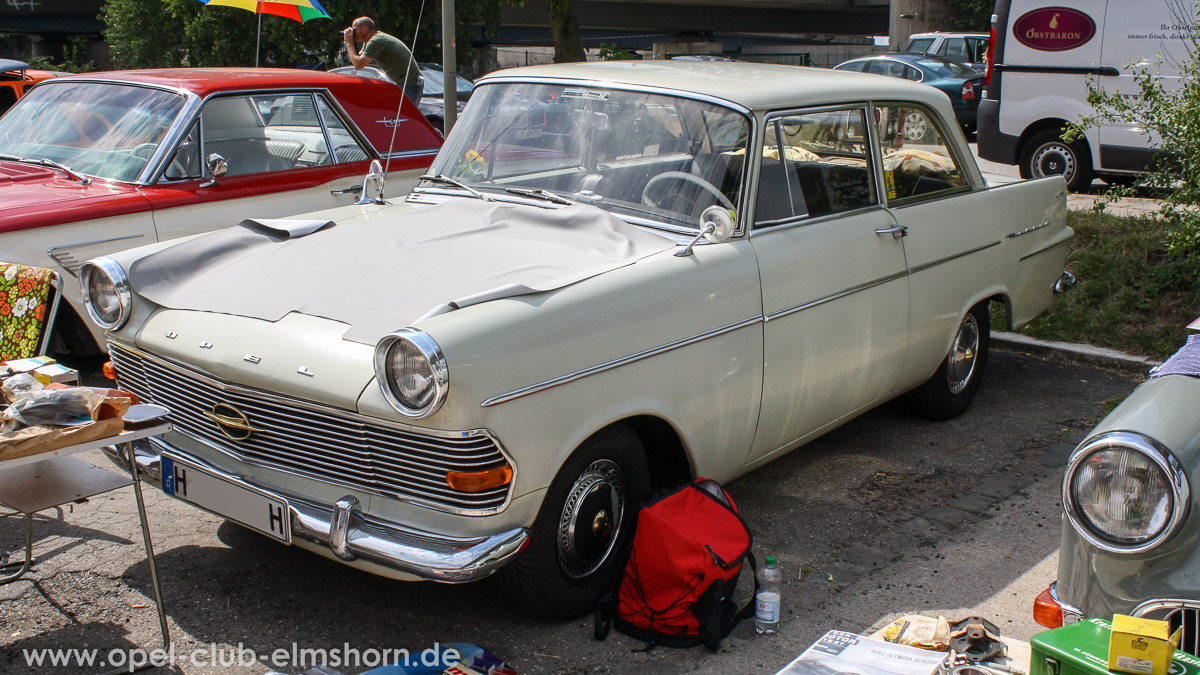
(331, 185, 363, 195)
(875, 225, 908, 238)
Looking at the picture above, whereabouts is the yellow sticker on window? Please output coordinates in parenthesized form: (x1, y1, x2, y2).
(885, 170, 897, 199)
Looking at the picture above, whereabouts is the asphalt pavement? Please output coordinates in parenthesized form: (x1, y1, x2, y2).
(0, 346, 1142, 674)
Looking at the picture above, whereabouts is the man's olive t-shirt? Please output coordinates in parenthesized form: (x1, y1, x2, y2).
(362, 32, 422, 87)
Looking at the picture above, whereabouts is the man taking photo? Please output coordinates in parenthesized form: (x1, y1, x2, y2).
(343, 16, 424, 104)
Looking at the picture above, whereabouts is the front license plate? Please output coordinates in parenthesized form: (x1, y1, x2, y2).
(161, 455, 291, 543)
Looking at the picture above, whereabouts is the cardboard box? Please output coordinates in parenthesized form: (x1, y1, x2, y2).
(1109, 615, 1183, 675)
(32, 363, 79, 385)
(1032, 617, 1200, 675)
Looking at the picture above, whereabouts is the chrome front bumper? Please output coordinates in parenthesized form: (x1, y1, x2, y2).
(1054, 270, 1077, 294)
(103, 439, 529, 583)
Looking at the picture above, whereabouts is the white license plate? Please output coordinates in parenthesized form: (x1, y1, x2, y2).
(161, 455, 291, 543)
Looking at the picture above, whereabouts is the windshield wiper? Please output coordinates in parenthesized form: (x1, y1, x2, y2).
(0, 153, 91, 185)
(38, 158, 92, 185)
(504, 187, 575, 205)
(418, 174, 492, 201)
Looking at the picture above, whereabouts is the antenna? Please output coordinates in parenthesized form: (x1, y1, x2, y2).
(380, 0, 428, 196)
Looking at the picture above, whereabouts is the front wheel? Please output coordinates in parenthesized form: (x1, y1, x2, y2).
(907, 302, 990, 421)
(499, 424, 649, 620)
(1019, 128, 1094, 192)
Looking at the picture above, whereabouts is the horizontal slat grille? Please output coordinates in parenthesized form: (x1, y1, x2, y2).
(109, 342, 510, 513)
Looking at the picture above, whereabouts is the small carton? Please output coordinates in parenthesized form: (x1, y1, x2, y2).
(1108, 614, 1182, 675)
(32, 363, 79, 385)
(2, 355, 56, 373)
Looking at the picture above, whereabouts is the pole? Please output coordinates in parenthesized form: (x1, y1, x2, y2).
(441, 0, 457, 136)
(255, 7, 262, 67)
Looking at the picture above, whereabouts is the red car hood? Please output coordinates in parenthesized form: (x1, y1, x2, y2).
(0, 161, 147, 235)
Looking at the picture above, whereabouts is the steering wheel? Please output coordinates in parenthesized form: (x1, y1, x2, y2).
(641, 171, 734, 211)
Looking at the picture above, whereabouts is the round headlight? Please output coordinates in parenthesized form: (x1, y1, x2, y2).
(79, 258, 131, 330)
(373, 328, 448, 418)
(1064, 431, 1189, 553)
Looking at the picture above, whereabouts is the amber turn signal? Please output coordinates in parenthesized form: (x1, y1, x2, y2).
(446, 464, 513, 493)
(1033, 586, 1065, 628)
(102, 361, 118, 381)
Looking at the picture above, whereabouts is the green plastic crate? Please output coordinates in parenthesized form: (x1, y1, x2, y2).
(1032, 618, 1200, 675)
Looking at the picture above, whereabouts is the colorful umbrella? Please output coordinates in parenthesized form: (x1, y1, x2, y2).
(193, 0, 332, 66)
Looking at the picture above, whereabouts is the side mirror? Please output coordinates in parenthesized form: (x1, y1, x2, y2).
(199, 153, 227, 188)
(356, 159, 387, 205)
(701, 205, 735, 243)
(675, 206, 736, 257)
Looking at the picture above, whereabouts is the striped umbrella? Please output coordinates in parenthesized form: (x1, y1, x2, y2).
(193, 0, 332, 66)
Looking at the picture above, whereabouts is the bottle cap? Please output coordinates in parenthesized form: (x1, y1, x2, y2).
(765, 555, 777, 565)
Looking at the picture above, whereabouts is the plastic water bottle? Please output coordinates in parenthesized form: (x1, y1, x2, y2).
(755, 555, 781, 635)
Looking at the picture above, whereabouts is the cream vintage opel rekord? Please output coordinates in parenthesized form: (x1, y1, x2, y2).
(84, 61, 1074, 619)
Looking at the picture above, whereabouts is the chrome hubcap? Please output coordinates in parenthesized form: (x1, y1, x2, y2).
(557, 459, 626, 581)
(1032, 143, 1076, 183)
(946, 313, 980, 395)
(904, 112, 928, 141)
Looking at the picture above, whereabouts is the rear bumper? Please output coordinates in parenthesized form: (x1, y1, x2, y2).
(103, 438, 528, 583)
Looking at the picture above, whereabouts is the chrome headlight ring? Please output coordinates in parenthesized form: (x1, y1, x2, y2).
(373, 328, 449, 419)
(79, 257, 132, 331)
(1063, 430, 1189, 554)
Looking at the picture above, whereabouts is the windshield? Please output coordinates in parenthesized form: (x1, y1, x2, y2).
(426, 82, 752, 231)
(0, 81, 186, 182)
(915, 58, 973, 77)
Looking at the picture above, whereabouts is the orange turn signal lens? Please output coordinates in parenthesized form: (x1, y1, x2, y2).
(1033, 586, 1065, 628)
(102, 361, 118, 381)
(446, 464, 513, 493)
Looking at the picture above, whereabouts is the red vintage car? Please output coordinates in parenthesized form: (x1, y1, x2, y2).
(0, 68, 442, 353)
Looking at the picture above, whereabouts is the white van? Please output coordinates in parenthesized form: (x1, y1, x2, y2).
(977, 0, 1187, 190)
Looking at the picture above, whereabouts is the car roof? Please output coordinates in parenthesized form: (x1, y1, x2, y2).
(50, 68, 378, 97)
(479, 60, 951, 113)
(0, 59, 31, 75)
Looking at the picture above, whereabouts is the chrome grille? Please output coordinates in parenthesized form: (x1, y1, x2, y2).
(109, 341, 511, 514)
(1136, 603, 1200, 657)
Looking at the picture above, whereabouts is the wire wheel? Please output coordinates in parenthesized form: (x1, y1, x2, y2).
(946, 312, 980, 395)
(556, 459, 626, 581)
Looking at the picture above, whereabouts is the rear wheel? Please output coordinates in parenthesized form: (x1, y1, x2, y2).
(499, 424, 648, 620)
(1020, 128, 1094, 192)
(907, 302, 990, 421)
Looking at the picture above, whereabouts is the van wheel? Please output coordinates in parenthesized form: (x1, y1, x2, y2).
(1020, 129, 1093, 192)
(907, 302, 990, 421)
(499, 424, 648, 620)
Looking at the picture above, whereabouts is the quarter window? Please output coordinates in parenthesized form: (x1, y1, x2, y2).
(754, 109, 876, 227)
(875, 105, 967, 203)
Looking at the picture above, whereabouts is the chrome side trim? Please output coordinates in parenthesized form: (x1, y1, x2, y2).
(765, 271, 908, 323)
(1063, 430, 1190, 554)
(907, 240, 1002, 275)
(1008, 220, 1051, 238)
(480, 316, 763, 407)
(47, 235, 146, 277)
(382, 148, 440, 159)
(113, 444, 527, 583)
(1019, 237, 1070, 262)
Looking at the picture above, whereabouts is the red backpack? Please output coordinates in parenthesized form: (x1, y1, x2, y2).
(595, 479, 757, 650)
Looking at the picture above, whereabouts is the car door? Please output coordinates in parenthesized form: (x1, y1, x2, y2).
(874, 102, 996, 388)
(746, 106, 910, 466)
(141, 92, 416, 241)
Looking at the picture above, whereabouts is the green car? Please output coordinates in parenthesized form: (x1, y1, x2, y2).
(834, 53, 985, 139)
(1036, 318, 1200, 655)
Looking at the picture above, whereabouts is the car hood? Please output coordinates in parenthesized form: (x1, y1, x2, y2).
(128, 200, 676, 345)
(0, 161, 140, 234)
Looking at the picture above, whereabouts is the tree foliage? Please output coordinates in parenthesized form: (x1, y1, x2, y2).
(1065, 0, 1200, 274)
(102, 0, 512, 75)
(945, 0, 992, 32)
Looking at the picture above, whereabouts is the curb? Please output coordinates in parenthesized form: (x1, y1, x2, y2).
(993, 331, 1161, 375)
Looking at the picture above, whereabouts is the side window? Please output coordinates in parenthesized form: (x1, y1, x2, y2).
(162, 120, 201, 181)
(837, 61, 867, 73)
(755, 108, 876, 227)
(316, 95, 369, 163)
(940, 38, 967, 61)
(865, 60, 891, 76)
(907, 37, 935, 54)
(875, 105, 968, 203)
(260, 94, 329, 167)
(968, 38, 989, 63)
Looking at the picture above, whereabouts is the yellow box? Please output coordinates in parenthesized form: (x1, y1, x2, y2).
(1108, 614, 1183, 675)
